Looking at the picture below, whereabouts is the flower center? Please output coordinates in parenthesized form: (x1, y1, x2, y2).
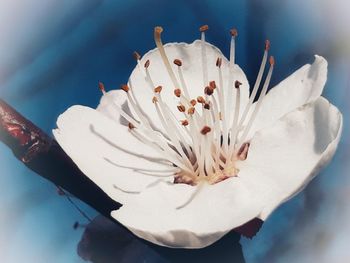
(109, 25, 274, 187)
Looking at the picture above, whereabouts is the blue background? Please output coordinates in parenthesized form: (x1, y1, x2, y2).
(0, 0, 349, 262)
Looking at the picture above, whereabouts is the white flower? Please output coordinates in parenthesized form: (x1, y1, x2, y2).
(53, 26, 343, 248)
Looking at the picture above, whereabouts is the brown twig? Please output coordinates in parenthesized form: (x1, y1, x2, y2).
(0, 99, 121, 218)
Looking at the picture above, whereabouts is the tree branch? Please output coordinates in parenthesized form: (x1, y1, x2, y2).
(0, 99, 121, 218)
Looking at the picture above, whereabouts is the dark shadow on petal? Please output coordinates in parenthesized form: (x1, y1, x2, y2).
(313, 100, 333, 154)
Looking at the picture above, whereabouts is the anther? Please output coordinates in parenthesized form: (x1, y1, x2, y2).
(173, 59, 182, 66)
(197, 96, 205, 104)
(187, 107, 195, 115)
(154, 26, 163, 35)
(235, 80, 242, 89)
(204, 86, 214, 96)
(209, 80, 216, 89)
(199, 25, 209, 32)
(204, 102, 210, 110)
(144, 59, 150, 68)
(133, 51, 141, 61)
(190, 99, 197, 106)
(230, 28, 238, 37)
(98, 82, 105, 93)
(265, 40, 271, 51)
(181, 120, 189, 126)
(128, 122, 135, 130)
(201, 126, 211, 135)
(152, 96, 158, 103)
(216, 57, 222, 68)
(174, 88, 181, 97)
(269, 56, 275, 66)
(121, 84, 129, 92)
(154, 85, 162, 93)
(177, 104, 186, 112)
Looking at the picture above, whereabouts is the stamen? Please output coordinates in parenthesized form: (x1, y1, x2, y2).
(173, 59, 182, 66)
(144, 59, 150, 68)
(187, 107, 195, 115)
(174, 58, 191, 99)
(237, 56, 275, 149)
(177, 104, 186, 112)
(154, 95, 195, 172)
(121, 84, 129, 92)
(128, 122, 135, 130)
(133, 51, 147, 78)
(174, 88, 181, 97)
(154, 85, 163, 93)
(225, 28, 238, 151)
(181, 119, 189, 126)
(197, 96, 205, 104)
(204, 86, 214, 96)
(201, 126, 211, 135)
(133, 51, 141, 61)
(227, 80, 242, 160)
(154, 26, 180, 89)
(190, 99, 197, 106)
(199, 25, 209, 87)
(98, 82, 106, 95)
(204, 102, 210, 110)
(237, 40, 270, 130)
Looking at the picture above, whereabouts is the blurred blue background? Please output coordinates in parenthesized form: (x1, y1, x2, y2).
(0, 0, 349, 262)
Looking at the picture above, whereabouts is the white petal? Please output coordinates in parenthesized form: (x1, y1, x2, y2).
(53, 105, 174, 204)
(249, 55, 328, 137)
(129, 40, 249, 124)
(238, 97, 342, 220)
(112, 178, 264, 248)
(96, 90, 128, 124)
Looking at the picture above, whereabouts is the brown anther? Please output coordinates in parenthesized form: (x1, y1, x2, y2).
(204, 102, 210, 110)
(209, 80, 216, 89)
(187, 107, 195, 115)
(216, 57, 222, 68)
(121, 84, 129, 92)
(230, 28, 238, 37)
(197, 96, 205, 104)
(235, 80, 242, 89)
(154, 26, 163, 35)
(177, 104, 186, 112)
(128, 122, 135, 130)
(133, 51, 141, 61)
(152, 96, 158, 103)
(173, 59, 182, 66)
(204, 86, 214, 96)
(190, 99, 197, 106)
(199, 25, 209, 32)
(219, 112, 223, 120)
(181, 120, 189, 126)
(98, 82, 105, 92)
(174, 88, 181, 97)
(144, 59, 150, 68)
(265, 40, 271, 51)
(269, 56, 275, 66)
(154, 86, 162, 93)
(201, 126, 211, 135)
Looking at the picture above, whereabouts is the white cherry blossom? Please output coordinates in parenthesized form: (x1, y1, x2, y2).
(53, 26, 342, 248)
